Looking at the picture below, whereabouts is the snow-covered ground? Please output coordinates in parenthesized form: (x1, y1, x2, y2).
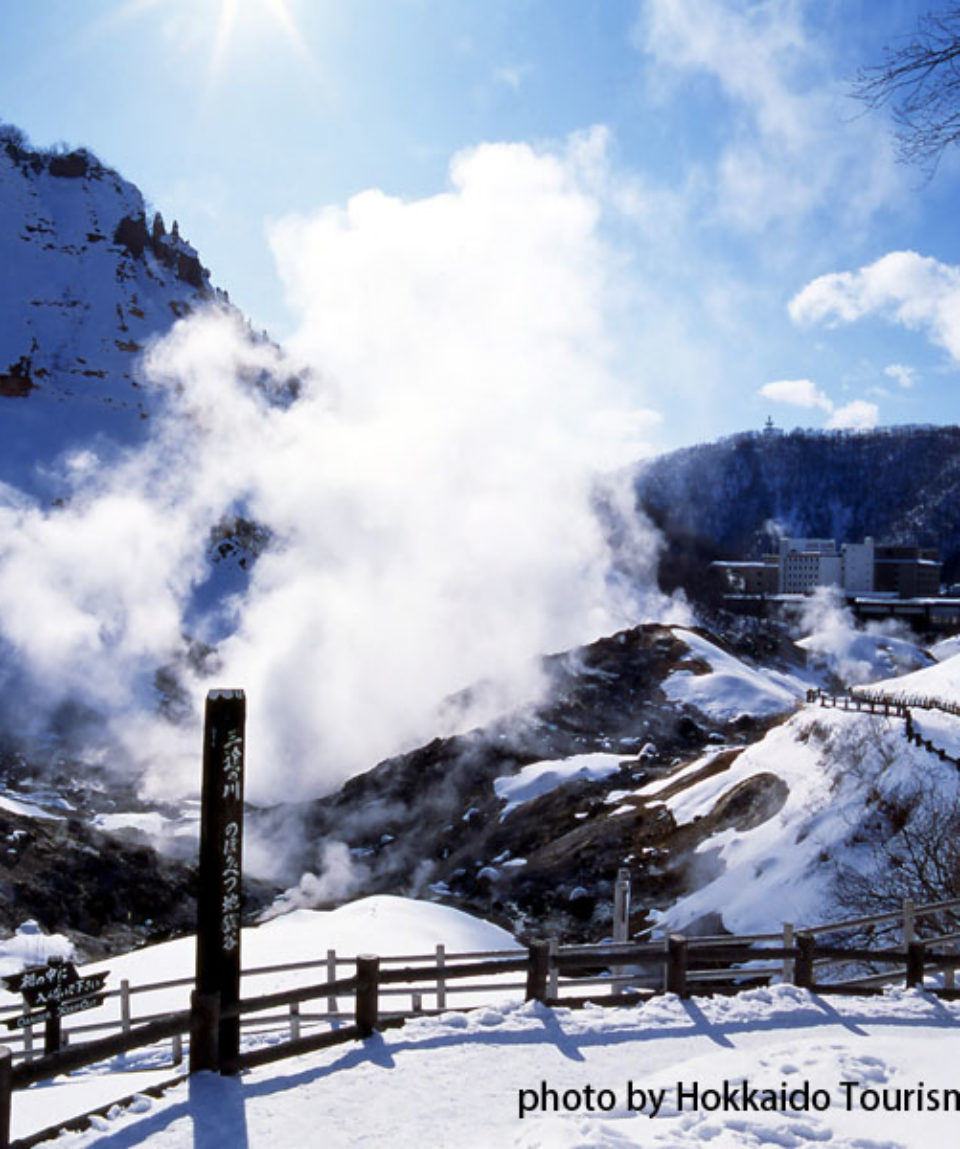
(495, 753, 629, 817)
(663, 629, 806, 721)
(5, 888, 959, 1147)
(43, 986, 960, 1148)
(863, 652, 960, 707)
(606, 704, 960, 936)
(2, 896, 522, 1142)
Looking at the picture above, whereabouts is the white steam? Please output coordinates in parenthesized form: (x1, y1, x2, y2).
(796, 587, 930, 686)
(0, 133, 676, 804)
(261, 842, 369, 920)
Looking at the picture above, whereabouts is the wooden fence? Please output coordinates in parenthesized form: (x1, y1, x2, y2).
(807, 688, 960, 768)
(2, 895, 959, 1147)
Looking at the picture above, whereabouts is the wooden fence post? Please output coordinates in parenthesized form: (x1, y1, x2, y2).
(525, 940, 550, 1004)
(794, 933, 815, 989)
(327, 949, 339, 1015)
(902, 899, 916, 945)
(613, 868, 631, 944)
(435, 944, 446, 1011)
(666, 934, 688, 998)
(782, 923, 794, 983)
(289, 1002, 301, 1040)
(906, 940, 926, 988)
(120, 979, 131, 1034)
(189, 991, 220, 1074)
(44, 1008, 61, 1057)
(355, 954, 380, 1037)
(0, 1046, 10, 1149)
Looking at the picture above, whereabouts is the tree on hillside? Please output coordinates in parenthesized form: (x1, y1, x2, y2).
(855, 7, 960, 172)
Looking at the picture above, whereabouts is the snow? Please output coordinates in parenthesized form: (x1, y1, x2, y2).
(663, 630, 803, 721)
(2, 896, 520, 1142)
(44, 985, 960, 1148)
(0, 793, 65, 820)
(4, 780, 960, 1146)
(861, 652, 960, 707)
(651, 706, 960, 936)
(930, 636, 960, 662)
(495, 753, 628, 817)
(0, 921, 74, 978)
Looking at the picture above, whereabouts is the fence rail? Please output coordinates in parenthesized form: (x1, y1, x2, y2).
(807, 688, 960, 768)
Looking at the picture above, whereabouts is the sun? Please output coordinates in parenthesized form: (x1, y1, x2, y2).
(210, 0, 312, 80)
(91, 0, 313, 85)
(211, 0, 312, 81)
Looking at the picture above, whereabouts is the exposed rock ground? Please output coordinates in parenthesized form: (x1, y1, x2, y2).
(253, 619, 804, 943)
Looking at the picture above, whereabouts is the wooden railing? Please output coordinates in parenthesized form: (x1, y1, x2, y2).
(2, 895, 960, 1146)
(807, 688, 960, 768)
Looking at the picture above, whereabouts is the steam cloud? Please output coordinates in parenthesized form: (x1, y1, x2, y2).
(796, 587, 928, 686)
(0, 132, 676, 805)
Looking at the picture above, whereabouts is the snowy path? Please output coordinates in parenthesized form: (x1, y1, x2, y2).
(43, 986, 960, 1148)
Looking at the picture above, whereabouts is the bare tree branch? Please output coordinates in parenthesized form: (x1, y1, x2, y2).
(854, 7, 960, 172)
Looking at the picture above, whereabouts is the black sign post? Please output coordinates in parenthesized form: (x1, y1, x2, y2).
(3, 958, 108, 1054)
(193, 688, 246, 1076)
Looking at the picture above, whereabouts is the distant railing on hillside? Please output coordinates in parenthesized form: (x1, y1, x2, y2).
(2, 895, 960, 1148)
(807, 688, 960, 768)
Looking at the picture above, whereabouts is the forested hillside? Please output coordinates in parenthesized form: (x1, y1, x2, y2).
(634, 426, 960, 581)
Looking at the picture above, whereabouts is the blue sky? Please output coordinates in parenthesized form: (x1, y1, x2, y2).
(4, 0, 960, 453)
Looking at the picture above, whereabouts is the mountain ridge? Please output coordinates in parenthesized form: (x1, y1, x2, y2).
(633, 424, 960, 583)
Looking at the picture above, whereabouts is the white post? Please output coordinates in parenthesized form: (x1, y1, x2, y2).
(547, 938, 559, 1002)
(289, 1001, 301, 1040)
(782, 922, 794, 983)
(412, 991, 422, 1014)
(436, 944, 447, 1011)
(327, 949, 338, 1015)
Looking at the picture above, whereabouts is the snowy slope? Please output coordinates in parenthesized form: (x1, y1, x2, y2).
(862, 652, 960, 707)
(610, 703, 960, 936)
(662, 628, 806, 721)
(0, 128, 219, 497)
(494, 753, 629, 818)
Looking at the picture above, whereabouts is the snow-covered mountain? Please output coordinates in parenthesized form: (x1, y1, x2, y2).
(0, 124, 235, 499)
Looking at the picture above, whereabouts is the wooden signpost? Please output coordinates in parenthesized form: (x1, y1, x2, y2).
(2, 958, 108, 1055)
(193, 688, 246, 1075)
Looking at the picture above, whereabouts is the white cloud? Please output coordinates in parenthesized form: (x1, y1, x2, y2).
(758, 378, 832, 411)
(757, 378, 877, 430)
(636, 0, 900, 231)
(884, 363, 916, 389)
(790, 251, 960, 363)
(826, 399, 879, 431)
(492, 64, 529, 91)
